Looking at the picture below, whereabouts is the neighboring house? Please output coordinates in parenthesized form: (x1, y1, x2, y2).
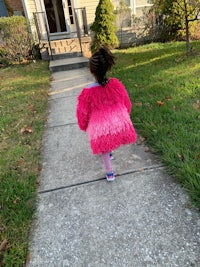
(113, 0, 153, 17)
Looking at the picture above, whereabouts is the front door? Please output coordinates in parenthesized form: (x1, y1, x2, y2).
(44, 0, 75, 34)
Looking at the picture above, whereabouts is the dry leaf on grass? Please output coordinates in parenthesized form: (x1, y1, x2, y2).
(20, 126, 33, 134)
(135, 102, 142, 107)
(192, 100, 199, 110)
(0, 239, 7, 251)
(157, 100, 164, 106)
(28, 105, 36, 113)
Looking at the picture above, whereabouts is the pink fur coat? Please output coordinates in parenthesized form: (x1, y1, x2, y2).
(76, 78, 137, 154)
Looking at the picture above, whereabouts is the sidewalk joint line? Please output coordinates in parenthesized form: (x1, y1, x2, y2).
(48, 122, 77, 129)
(38, 164, 164, 195)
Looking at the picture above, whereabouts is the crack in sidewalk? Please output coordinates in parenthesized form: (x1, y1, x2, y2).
(38, 164, 164, 195)
(48, 122, 77, 129)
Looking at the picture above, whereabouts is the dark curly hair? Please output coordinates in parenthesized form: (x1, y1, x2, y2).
(89, 46, 115, 87)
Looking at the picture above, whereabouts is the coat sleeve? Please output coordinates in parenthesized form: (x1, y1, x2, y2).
(122, 86, 132, 114)
(76, 88, 91, 131)
(115, 79, 132, 114)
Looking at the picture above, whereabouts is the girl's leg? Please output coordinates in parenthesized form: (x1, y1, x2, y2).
(101, 152, 115, 181)
(101, 152, 112, 173)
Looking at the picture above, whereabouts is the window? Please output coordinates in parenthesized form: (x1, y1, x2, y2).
(67, 0, 74, 24)
(124, 0, 130, 6)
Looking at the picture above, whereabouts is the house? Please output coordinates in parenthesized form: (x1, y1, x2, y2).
(1, 0, 153, 58)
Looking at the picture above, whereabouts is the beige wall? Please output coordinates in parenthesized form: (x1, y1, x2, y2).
(77, 0, 99, 25)
(136, 0, 150, 6)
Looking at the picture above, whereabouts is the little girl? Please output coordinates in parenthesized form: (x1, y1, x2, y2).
(76, 46, 137, 181)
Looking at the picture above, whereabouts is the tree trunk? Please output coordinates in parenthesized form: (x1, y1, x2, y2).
(184, 0, 190, 54)
(185, 16, 190, 53)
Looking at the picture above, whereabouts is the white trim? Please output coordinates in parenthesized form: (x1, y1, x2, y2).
(130, 0, 136, 15)
(21, 0, 31, 21)
(73, 0, 78, 8)
(35, 0, 44, 12)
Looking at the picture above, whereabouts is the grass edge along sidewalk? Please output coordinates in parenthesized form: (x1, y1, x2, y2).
(0, 61, 50, 266)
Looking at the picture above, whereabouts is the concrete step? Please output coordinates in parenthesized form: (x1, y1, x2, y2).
(49, 56, 89, 72)
(51, 52, 82, 60)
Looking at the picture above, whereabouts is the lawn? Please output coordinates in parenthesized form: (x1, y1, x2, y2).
(111, 41, 200, 208)
(0, 61, 50, 266)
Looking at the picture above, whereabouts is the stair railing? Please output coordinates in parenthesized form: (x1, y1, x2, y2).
(74, 7, 89, 56)
(33, 12, 53, 60)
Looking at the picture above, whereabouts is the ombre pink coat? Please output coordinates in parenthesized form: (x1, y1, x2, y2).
(76, 78, 137, 154)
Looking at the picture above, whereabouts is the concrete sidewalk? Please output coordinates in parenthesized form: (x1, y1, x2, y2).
(28, 68, 200, 267)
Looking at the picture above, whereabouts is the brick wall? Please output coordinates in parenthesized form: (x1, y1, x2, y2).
(6, 0, 24, 15)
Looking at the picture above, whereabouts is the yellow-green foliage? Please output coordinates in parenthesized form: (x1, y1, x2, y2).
(0, 16, 33, 65)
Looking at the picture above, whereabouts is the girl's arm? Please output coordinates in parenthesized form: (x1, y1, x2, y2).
(76, 89, 91, 131)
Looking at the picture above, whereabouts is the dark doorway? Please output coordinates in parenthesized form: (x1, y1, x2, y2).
(44, 0, 66, 33)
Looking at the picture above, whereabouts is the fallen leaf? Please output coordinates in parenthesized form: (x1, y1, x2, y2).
(192, 101, 199, 110)
(20, 126, 33, 134)
(13, 197, 20, 204)
(178, 153, 185, 162)
(196, 153, 200, 159)
(157, 101, 164, 106)
(137, 136, 146, 145)
(17, 158, 24, 165)
(135, 102, 142, 107)
(28, 105, 36, 113)
(0, 239, 7, 251)
(38, 164, 42, 172)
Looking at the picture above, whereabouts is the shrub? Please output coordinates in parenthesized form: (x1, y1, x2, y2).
(0, 16, 35, 65)
(90, 0, 119, 52)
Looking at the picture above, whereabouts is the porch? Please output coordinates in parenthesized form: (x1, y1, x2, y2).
(33, 5, 92, 61)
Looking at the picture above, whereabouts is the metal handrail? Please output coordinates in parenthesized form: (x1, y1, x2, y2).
(33, 12, 53, 60)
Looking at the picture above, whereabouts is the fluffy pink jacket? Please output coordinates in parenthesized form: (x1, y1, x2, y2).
(76, 78, 137, 154)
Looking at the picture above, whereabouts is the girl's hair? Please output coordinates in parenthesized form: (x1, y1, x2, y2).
(89, 46, 115, 87)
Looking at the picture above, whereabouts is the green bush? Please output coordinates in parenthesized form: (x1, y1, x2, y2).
(0, 16, 34, 65)
(90, 0, 119, 52)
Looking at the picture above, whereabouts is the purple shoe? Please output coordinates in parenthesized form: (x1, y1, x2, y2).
(106, 171, 115, 182)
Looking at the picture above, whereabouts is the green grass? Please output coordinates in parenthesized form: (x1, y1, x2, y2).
(111, 41, 200, 208)
(0, 61, 50, 266)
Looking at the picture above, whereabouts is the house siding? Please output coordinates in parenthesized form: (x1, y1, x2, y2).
(27, 0, 37, 14)
(136, 0, 151, 6)
(135, 0, 153, 16)
(78, 0, 99, 26)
